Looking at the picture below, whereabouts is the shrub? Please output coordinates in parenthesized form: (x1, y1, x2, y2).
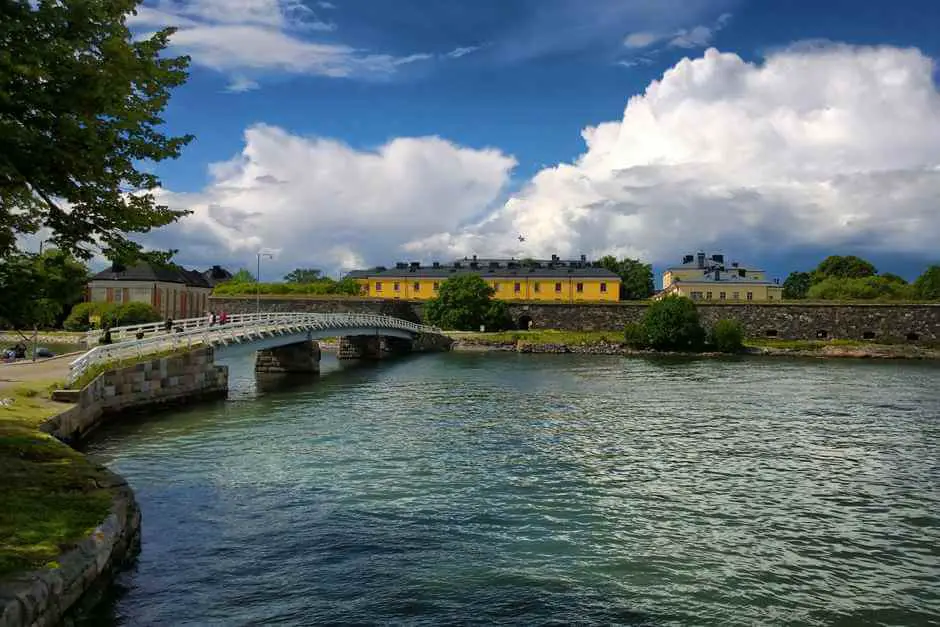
(642, 296, 706, 351)
(425, 275, 513, 331)
(113, 302, 162, 326)
(63, 302, 99, 331)
(623, 322, 649, 349)
(709, 319, 744, 353)
(807, 276, 913, 301)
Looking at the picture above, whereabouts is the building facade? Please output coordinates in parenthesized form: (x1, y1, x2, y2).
(657, 252, 783, 302)
(87, 263, 228, 319)
(347, 256, 621, 303)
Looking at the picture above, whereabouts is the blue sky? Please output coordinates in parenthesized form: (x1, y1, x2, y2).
(129, 0, 940, 282)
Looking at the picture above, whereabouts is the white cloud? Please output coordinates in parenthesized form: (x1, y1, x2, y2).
(446, 46, 481, 59)
(318, 1, 335, 8)
(143, 125, 516, 272)
(623, 32, 662, 49)
(129, 0, 432, 84)
(405, 44, 940, 268)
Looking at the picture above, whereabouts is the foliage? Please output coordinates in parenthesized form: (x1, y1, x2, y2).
(0, 0, 192, 263)
(623, 322, 649, 349)
(597, 255, 654, 300)
(62, 301, 158, 330)
(230, 269, 257, 283)
(812, 255, 877, 282)
(457, 330, 624, 345)
(782, 271, 811, 299)
(112, 302, 161, 326)
(425, 275, 512, 331)
(807, 276, 913, 301)
(709, 319, 744, 353)
(0, 250, 89, 330)
(913, 265, 940, 300)
(283, 268, 322, 283)
(641, 296, 706, 351)
(63, 303, 101, 331)
(213, 277, 361, 296)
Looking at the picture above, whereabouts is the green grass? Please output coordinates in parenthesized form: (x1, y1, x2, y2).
(744, 338, 868, 350)
(0, 382, 112, 578)
(451, 330, 624, 345)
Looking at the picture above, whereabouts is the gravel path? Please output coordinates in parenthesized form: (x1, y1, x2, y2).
(0, 353, 80, 391)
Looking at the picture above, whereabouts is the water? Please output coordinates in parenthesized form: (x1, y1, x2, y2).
(81, 353, 940, 626)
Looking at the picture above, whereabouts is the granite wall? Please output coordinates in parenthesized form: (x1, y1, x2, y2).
(210, 296, 940, 344)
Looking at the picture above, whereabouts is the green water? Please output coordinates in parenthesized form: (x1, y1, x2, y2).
(81, 353, 940, 626)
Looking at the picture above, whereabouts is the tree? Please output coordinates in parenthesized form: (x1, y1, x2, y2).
(284, 268, 322, 283)
(782, 271, 811, 299)
(597, 255, 654, 299)
(230, 269, 256, 283)
(0, 0, 193, 262)
(641, 296, 706, 351)
(0, 250, 87, 330)
(807, 276, 913, 301)
(812, 255, 877, 282)
(913, 265, 940, 300)
(709, 319, 744, 353)
(425, 275, 511, 331)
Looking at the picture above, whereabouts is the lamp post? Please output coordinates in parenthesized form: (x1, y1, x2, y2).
(256, 250, 274, 315)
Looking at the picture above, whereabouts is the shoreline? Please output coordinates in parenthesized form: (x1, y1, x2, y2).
(450, 338, 940, 360)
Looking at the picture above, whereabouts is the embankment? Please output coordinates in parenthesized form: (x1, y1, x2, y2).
(0, 348, 228, 626)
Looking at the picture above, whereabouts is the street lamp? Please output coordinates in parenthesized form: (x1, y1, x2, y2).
(256, 250, 274, 314)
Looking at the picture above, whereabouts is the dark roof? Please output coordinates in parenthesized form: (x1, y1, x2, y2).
(347, 265, 620, 281)
(344, 269, 374, 279)
(90, 262, 216, 288)
(202, 265, 234, 287)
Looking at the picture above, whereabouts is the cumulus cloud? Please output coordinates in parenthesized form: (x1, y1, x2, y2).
(406, 44, 940, 268)
(142, 125, 516, 273)
(148, 44, 940, 276)
(129, 0, 432, 86)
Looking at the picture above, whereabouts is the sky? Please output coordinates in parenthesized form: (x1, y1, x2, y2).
(118, 0, 940, 283)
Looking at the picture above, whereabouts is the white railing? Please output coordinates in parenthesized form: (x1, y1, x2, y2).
(71, 312, 441, 385)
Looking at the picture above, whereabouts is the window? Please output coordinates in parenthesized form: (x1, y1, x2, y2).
(816, 330, 828, 339)
(433, 282, 439, 291)
(706, 292, 713, 300)
(768, 295, 774, 301)
(907, 332, 920, 341)
(719, 292, 726, 300)
(746, 292, 753, 301)
(765, 329, 778, 337)
(534, 283, 540, 293)
(113, 289, 124, 304)
(690, 291, 703, 300)
(413, 282, 420, 292)
(375, 282, 383, 292)
(576, 282, 584, 293)
(600, 283, 607, 293)
(862, 331, 876, 340)
(514, 282, 521, 293)
(393, 282, 400, 292)
(732, 292, 740, 300)
(555, 282, 562, 293)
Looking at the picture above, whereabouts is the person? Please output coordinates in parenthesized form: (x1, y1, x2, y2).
(164, 318, 174, 333)
(99, 328, 113, 345)
(219, 311, 228, 325)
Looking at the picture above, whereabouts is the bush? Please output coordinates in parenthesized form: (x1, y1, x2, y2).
(425, 275, 513, 331)
(807, 276, 913, 301)
(709, 319, 744, 353)
(642, 296, 706, 351)
(623, 322, 649, 349)
(63, 302, 99, 331)
(112, 302, 161, 326)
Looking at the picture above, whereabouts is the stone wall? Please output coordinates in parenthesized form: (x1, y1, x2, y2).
(44, 347, 228, 444)
(255, 341, 321, 374)
(209, 297, 940, 344)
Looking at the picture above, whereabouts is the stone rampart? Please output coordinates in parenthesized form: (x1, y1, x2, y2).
(209, 297, 940, 344)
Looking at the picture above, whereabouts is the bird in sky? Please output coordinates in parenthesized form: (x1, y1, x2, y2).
(518, 234, 526, 242)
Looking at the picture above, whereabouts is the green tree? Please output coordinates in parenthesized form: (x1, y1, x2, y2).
(709, 319, 744, 353)
(782, 271, 811, 299)
(913, 265, 940, 300)
(284, 268, 322, 283)
(641, 296, 706, 351)
(0, 0, 192, 262)
(812, 255, 877, 282)
(807, 276, 912, 301)
(425, 275, 511, 331)
(230, 269, 256, 283)
(0, 250, 87, 330)
(597, 255, 654, 300)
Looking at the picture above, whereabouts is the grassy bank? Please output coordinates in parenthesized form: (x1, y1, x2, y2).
(0, 382, 111, 578)
(448, 330, 624, 345)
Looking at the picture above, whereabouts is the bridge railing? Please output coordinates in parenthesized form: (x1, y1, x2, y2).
(70, 312, 442, 385)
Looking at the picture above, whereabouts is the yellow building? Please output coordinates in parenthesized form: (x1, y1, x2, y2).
(656, 252, 783, 302)
(346, 256, 622, 303)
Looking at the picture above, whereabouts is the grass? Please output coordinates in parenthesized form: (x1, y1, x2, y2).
(450, 330, 625, 345)
(65, 347, 188, 391)
(0, 381, 112, 578)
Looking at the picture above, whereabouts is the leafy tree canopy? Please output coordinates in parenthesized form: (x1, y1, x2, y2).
(913, 265, 940, 300)
(0, 249, 88, 330)
(230, 269, 257, 283)
(597, 255, 654, 300)
(283, 268, 322, 283)
(642, 296, 706, 351)
(782, 271, 811, 299)
(812, 255, 877, 282)
(0, 0, 192, 262)
(807, 276, 912, 301)
(425, 274, 512, 331)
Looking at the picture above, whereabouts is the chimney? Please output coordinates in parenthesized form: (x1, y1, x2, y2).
(580, 254, 586, 262)
(432, 261, 440, 268)
(472, 254, 477, 261)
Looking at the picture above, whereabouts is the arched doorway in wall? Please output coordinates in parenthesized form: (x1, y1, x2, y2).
(518, 315, 533, 330)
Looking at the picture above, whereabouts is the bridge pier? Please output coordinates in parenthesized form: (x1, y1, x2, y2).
(337, 336, 413, 360)
(255, 341, 321, 374)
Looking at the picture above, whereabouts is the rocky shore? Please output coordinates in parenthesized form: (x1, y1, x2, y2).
(451, 338, 940, 360)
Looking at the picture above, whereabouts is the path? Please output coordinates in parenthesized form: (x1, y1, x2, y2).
(0, 354, 78, 391)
